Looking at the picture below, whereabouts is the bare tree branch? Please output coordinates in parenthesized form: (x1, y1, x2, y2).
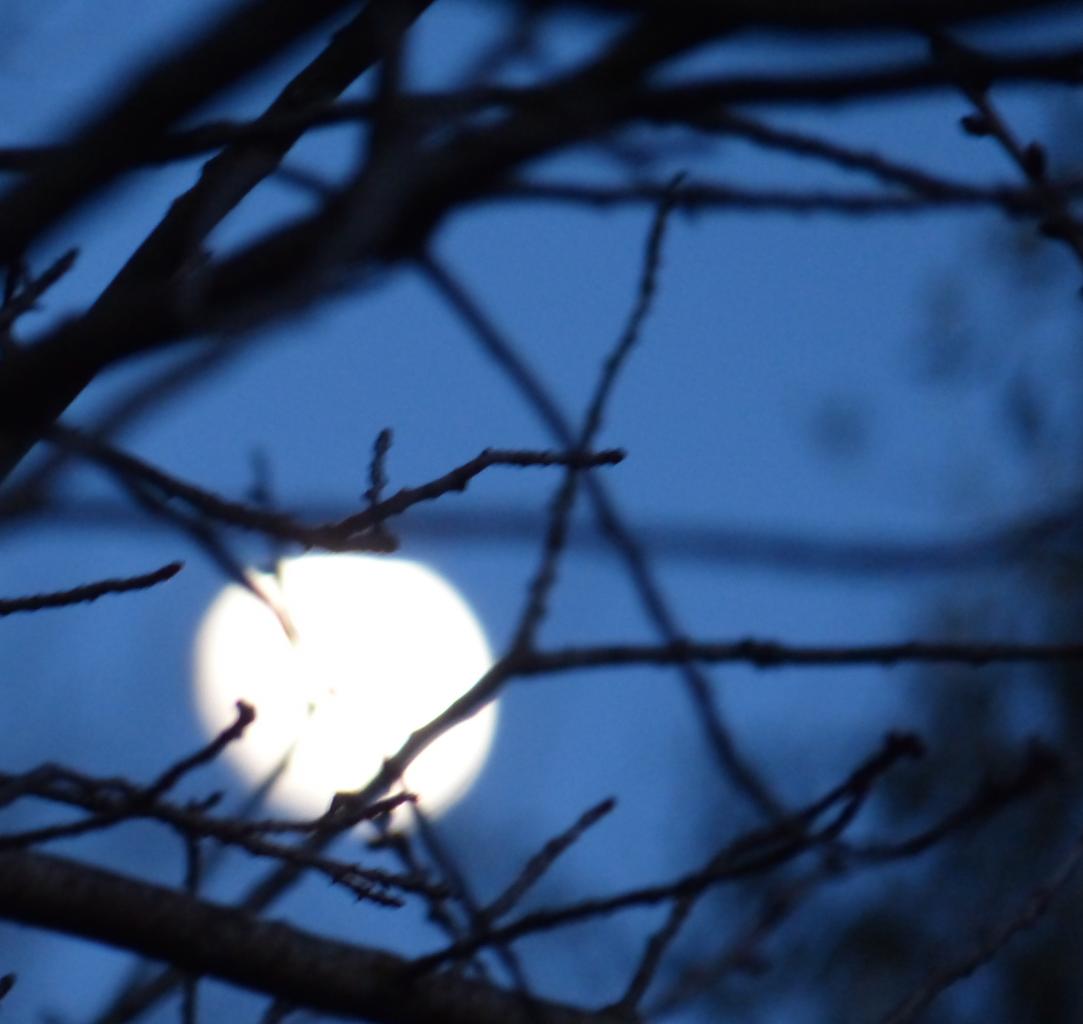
(52, 428, 623, 553)
(514, 637, 1083, 672)
(880, 829, 1083, 1024)
(0, 561, 181, 617)
(0, 848, 632, 1024)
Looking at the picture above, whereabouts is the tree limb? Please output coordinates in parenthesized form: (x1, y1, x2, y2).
(0, 848, 631, 1024)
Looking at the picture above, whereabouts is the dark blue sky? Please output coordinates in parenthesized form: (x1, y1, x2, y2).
(0, 4, 1080, 1021)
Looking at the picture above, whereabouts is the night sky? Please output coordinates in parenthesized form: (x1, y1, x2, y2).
(0, 4, 1079, 1021)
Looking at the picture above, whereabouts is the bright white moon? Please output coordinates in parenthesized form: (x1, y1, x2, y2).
(193, 554, 497, 821)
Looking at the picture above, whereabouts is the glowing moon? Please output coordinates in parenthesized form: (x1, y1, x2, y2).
(192, 554, 497, 821)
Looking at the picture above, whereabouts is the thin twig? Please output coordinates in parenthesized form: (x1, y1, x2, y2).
(415, 734, 921, 973)
(369, 823, 482, 969)
(646, 867, 827, 1015)
(612, 734, 924, 1012)
(363, 427, 396, 550)
(511, 175, 681, 653)
(96, 458, 300, 640)
(8, 491, 1080, 576)
(5, 342, 252, 517)
(851, 741, 1062, 863)
(3, 40, 1082, 175)
(0, 748, 431, 905)
(482, 798, 617, 924)
(144, 701, 256, 803)
(0, 561, 181, 617)
(411, 805, 533, 992)
(420, 247, 782, 821)
(931, 32, 1083, 269)
(490, 178, 1064, 215)
(0, 800, 414, 907)
(880, 829, 1083, 1024)
(0, 248, 78, 334)
(641, 744, 1063, 1016)
(616, 894, 699, 1013)
(692, 107, 1000, 197)
(514, 637, 1083, 673)
(50, 427, 622, 552)
(365, 428, 394, 507)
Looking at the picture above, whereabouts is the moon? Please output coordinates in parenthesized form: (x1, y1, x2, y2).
(192, 553, 498, 821)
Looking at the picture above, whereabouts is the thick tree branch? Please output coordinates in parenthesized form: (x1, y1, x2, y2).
(0, 848, 629, 1024)
(0, 0, 433, 485)
(0, 0, 365, 264)
(0, 12, 699, 484)
(3, 25, 1082, 487)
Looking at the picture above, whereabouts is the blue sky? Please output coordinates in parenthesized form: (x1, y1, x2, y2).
(0, 3, 1080, 1021)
